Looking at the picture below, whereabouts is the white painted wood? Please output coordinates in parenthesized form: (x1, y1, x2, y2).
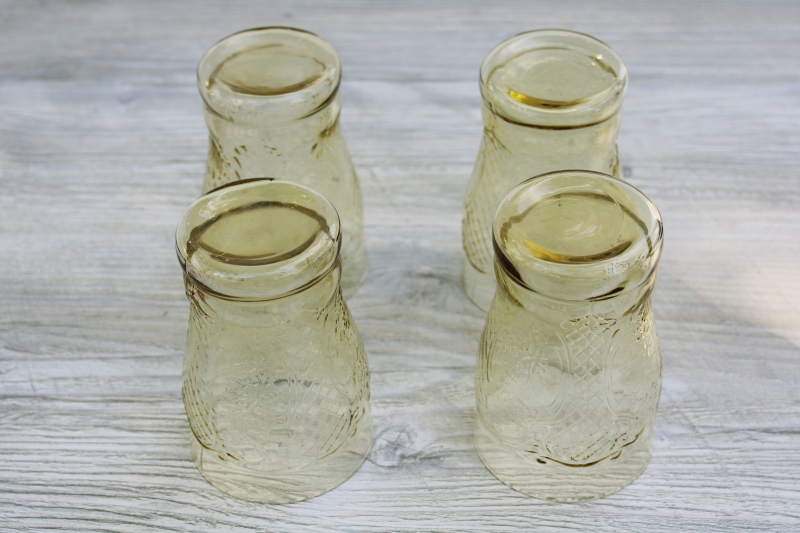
(1, 0, 799, 530)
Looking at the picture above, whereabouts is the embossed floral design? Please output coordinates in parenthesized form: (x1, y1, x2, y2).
(478, 292, 661, 468)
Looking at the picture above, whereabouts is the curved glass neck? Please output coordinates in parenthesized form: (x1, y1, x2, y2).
(176, 178, 341, 301)
(203, 91, 341, 140)
(184, 262, 341, 328)
(480, 30, 626, 128)
(495, 259, 656, 320)
(198, 27, 341, 126)
(493, 170, 662, 302)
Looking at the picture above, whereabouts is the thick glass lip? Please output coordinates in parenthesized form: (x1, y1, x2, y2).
(480, 29, 627, 128)
(493, 170, 663, 302)
(176, 178, 341, 301)
(197, 27, 341, 126)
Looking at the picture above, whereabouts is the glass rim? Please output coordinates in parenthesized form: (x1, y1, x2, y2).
(176, 178, 341, 301)
(493, 170, 662, 301)
(197, 27, 342, 125)
(479, 29, 627, 128)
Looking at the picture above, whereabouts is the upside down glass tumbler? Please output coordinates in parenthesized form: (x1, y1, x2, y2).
(198, 27, 367, 298)
(474, 170, 663, 502)
(462, 30, 628, 311)
(176, 179, 372, 503)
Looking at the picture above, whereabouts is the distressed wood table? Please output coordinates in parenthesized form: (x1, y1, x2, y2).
(1, 1, 799, 531)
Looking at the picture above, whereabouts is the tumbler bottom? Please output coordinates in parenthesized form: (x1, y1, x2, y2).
(473, 412, 653, 502)
(190, 411, 373, 503)
(461, 255, 495, 313)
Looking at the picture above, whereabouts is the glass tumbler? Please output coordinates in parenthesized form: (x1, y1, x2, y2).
(474, 170, 663, 502)
(462, 30, 627, 311)
(176, 178, 372, 503)
(198, 27, 367, 298)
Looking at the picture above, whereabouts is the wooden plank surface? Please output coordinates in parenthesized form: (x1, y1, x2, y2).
(1, 0, 799, 531)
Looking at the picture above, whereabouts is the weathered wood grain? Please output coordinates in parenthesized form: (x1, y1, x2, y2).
(1, 0, 799, 531)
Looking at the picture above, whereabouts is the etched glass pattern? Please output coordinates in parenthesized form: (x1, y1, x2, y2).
(473, 170, 663, 502)
(176, 179, 372, 503)
(462, 30, 627, 311)
(198, 27, 367, 297)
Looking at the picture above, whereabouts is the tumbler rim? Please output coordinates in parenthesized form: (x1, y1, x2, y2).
(197, 27, 341, 126)
(479, 29, 627, 128)
(493, 170, 662, 301)
(176, 178, 341, 301)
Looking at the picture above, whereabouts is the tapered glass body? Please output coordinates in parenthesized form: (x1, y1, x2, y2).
(198, 27, 367, 297)
(474, 170, 663, 502)
(462, 30, 627, 311)
(176, 179, 372, 503)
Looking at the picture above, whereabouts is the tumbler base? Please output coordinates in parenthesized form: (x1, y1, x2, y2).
(473, 412, 653, 502)
(190, 411, 372, 503)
